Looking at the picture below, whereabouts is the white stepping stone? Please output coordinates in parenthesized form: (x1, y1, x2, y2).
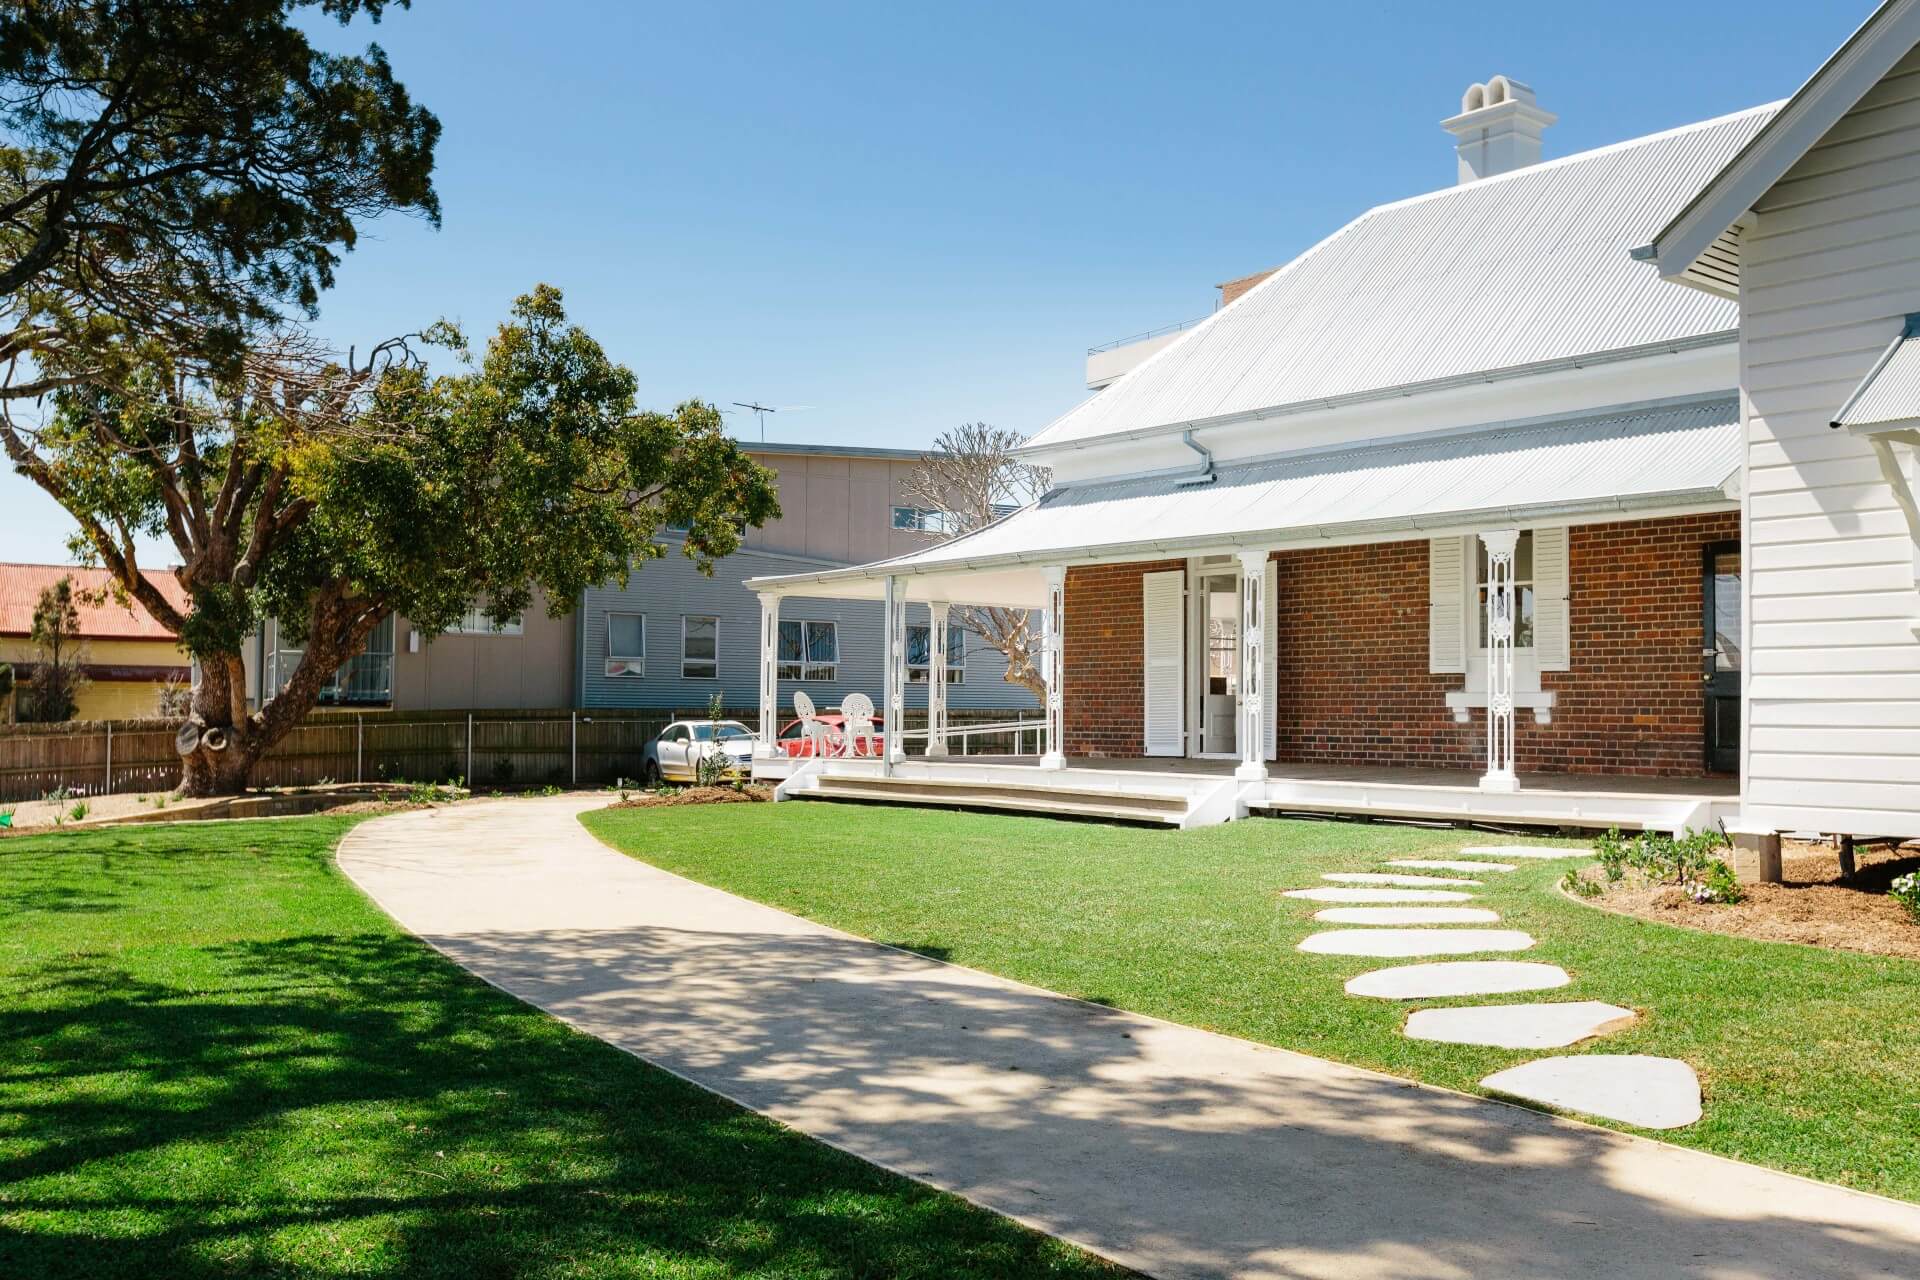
(1299, 929, 1534, 957)
(1480, 1055, 1702, 1130)
(1284, 887, 1474, 904)
(1323, 872, 1479, 887)
(1346, 961, 1571, 1000)
(1387, 858, 1517, 873)
(1457, 845, 1588, 861)
(1313, 906, 1500, 925)
(1405, 1001, 1638, 1049)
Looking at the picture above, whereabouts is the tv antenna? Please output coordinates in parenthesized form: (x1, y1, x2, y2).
(732, 401, 777, 442)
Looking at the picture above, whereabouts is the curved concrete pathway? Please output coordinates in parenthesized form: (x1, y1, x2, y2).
(338, 797, 1920, 1280)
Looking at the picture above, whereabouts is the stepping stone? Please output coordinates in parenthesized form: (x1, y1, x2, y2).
(1405, 1001, 1638, 1049)
(1314, 906, 1500, 925)
(1299, 929, 1534, 957)
(1480, 1055, 1702, 1130)
(1388, 858, 1517, 873)
(1284, 887, 1474, 904)
(1323, 872, 1479, 887)
(1458, 845, 1588, 861)
(1346, 961, 1572, 1000)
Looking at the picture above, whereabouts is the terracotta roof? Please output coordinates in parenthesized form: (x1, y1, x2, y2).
(0, 563, 188, 641)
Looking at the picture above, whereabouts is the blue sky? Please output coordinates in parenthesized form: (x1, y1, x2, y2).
(1, 0, 1870, 563)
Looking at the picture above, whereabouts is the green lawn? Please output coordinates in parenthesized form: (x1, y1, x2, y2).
(584, 803, 1920, 1203)
(0, 816, 1124, 1279)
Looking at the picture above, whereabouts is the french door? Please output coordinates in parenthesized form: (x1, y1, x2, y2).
(1702, 541, 1742, 774)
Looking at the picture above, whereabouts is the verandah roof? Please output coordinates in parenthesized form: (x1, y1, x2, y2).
(745, 396, 1741, 607)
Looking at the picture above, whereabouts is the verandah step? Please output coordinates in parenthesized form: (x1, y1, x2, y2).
(796, 780, 1186, 825)
(817, 774, 1189, 813)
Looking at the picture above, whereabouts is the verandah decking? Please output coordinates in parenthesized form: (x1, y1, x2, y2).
(756, 753, 1738, 834)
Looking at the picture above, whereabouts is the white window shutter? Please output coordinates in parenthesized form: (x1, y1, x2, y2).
(1428, 537, 1466, 674)
(1264, 557, 1279, 761)
(1142, 569, 1185, 756)
(1534, 526, 1571, 671)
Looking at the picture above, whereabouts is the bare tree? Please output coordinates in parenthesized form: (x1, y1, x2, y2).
(900, 422, 1051, 701)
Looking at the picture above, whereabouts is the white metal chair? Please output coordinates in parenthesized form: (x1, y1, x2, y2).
(791, 690, 841, 758)
(839, 692, 879, 758)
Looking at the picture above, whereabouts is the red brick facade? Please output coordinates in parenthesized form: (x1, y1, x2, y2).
(1061, 512, 1739, 777)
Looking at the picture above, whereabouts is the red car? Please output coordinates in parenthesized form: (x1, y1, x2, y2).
(777, 712, 886, 758)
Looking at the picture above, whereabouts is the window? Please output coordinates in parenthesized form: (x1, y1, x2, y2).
(891, 506, 950, 534)
(449, 604, 524, 635)
(266, 614, 393, 706)
(606, 611, 645, 677)
(777, 619, 838, 681)
(1475, 531, 1535, 649)
(682, 615, 719, 679)
(906, 622, 966, 683)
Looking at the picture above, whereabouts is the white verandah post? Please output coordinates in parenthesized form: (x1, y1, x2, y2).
(1235, 549, 1269, 782)
(755, 593, 780, 758)
(1478, 528, 1520, 793)
(1039, 565, 1066, 770)
(926, 600, 950, 757)
(883, 576, 907, 771)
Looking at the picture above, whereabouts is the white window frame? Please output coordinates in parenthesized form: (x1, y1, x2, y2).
(605, 611, 646, 677)
(906, 621, 966, 684)
(777, 619, 839, 681)
(449, 605, 524, 635)
(891, 505, 950, 534)
(681, 614, 719, 680)
(1443, 532, 1556, 724)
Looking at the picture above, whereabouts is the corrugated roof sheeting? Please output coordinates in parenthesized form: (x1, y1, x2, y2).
(1833, 318, 1920, 429)
(1028, 108, 1776, 451)
(871, 398, 1740, 572)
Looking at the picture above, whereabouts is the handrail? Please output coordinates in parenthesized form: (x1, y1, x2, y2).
(1087, 314, 1207, 356)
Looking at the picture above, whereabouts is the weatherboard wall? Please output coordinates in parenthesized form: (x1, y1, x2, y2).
(1739, 42, 1920, 838)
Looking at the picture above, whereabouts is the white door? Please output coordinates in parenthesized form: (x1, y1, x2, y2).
(1193, 568, 1240, 757)
(1142, 570, 1185, 756)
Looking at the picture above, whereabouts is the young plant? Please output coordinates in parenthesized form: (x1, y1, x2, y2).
(694, 693, 733, 788)
(68, 800, 88, 823)
(1891, 872, 1920, 924)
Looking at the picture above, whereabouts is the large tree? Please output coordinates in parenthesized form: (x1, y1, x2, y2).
(900, 422, 1051, 701)
(5, 286, 778, 793)
(0, 0, 439, 402)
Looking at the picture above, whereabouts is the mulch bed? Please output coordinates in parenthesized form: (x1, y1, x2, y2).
(1573, 839, 1920, 961)
(610, 784, 772, 809)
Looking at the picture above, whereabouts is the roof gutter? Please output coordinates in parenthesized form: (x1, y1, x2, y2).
(1014, 331, 1737, 458)
(1174, 430, 1216, 487)
(744, 483, 1739, 594)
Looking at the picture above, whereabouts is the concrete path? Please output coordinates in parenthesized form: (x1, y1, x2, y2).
(338, 797, 1920, 1280)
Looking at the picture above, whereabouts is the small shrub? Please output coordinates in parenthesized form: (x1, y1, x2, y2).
(68, 800, 88, 822)
(1560, 867, 1601, 898)
(154, 792, 169, 809)
(1586, 826, 1741, 903)
(1891, 872, 1920, 924)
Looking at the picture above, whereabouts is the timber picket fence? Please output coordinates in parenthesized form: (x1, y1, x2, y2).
(0, 705, 1032, 802)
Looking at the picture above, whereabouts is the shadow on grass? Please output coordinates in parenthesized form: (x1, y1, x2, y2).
(0, 925, 1125, 1280)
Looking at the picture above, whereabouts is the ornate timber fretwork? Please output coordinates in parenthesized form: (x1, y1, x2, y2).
(1235, 549, 1269, 782)
(756, 593, 780, 758)
(883, 576, 907, 771)
(1478, 529, 1521, 793)
(1039, 566, 1067, 769)
(926, 600, 951, 757)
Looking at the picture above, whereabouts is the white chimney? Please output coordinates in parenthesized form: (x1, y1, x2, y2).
(1440, 76, 1556, 184)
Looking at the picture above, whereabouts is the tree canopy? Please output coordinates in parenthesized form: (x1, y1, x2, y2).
(0, 0, 440, 400)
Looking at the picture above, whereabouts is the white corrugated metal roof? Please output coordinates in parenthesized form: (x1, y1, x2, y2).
(1025, 106, 1778, 454)
(1833, 315, 1920, 432)
(749, 397, 1740, 602)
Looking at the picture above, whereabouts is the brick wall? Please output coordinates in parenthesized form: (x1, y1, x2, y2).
(1060, 512, 1739, 776)
(1061, 560, 1181, 757)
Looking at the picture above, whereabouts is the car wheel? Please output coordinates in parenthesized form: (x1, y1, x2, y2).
(641, 759, 661, 787)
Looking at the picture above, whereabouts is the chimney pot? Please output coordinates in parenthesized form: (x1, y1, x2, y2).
(1441, 76, 1556, 184)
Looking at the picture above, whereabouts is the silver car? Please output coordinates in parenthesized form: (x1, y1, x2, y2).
(640, 719, 757, 785)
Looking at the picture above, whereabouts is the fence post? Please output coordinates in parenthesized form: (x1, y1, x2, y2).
(104, 722, 112, 795)
(466, 713, 473, 785)
(356, 715, 364, 784)
(571, 711, 578, 787)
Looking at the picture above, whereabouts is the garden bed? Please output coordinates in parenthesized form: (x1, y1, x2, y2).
(610, 783, 772, 808)
(1567, 838, 1920, 961)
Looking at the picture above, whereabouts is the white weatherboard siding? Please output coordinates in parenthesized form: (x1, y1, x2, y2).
(1741, 42, 1920, 837)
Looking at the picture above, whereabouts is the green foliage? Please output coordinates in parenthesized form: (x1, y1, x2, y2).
(1560, 866, 1601, 898)
(19, 577, 84, 723)
(67, 800, 88, 823)
(693, 692, 732, 787)
(0, 0, 440, 334)
(1892, 872, 1920, 924)
(1594, 827, 1741, 902)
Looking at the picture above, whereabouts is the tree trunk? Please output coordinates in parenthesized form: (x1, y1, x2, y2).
(176, 654, 263, 797)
